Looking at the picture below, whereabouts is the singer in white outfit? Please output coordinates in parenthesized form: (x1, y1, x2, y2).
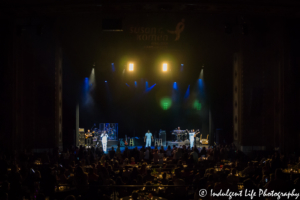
(101, 131, 109, 152)
(144, 130, 153, 147)
(189, 129, 195, 148)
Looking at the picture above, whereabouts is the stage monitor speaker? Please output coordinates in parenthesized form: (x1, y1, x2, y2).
(159, 131, 166, 146)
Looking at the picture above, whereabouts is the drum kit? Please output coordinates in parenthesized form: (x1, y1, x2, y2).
(172, 128, 202, 143)
(91, 127, 116, 140)
(105, 127, 116, 140)
(172, 130, 187, 141)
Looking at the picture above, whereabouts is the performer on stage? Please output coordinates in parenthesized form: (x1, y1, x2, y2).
(85, 129, 93, 147)
(189, 129, 195, 148)
(194, 129, 200, 148)
(144, 130, 153, 147)
(101, 131, 109, 152)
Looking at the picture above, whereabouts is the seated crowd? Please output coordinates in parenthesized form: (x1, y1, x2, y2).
(0, 144, 300, 200)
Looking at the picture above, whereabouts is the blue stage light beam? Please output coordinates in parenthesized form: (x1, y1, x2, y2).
(134, 81, 137, 87)
(146, 84, 156, 92)
(111, 63, 115, 72)
(198, 79, 204, 90)
(184, 85, 190, 99)
(172, 82, 179, 102)
(198, 79, 205, 97)
(105, 80, 112, 102)
(198, 79, 203, 86)
(84, 77, 89, 93)
(181, 64, 184, 71)
(145, 81, 149, 90)
(173, 82, 178, 90)
(82, 77, 95, 106)
(126, 83, 130, 87)
(198, 68, 205, 99)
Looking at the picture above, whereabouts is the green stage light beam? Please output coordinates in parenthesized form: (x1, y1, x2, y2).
(160, 98, 172, 110)
(193, 100, 202, 110)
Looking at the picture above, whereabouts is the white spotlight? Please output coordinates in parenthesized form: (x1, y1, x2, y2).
(129, 63, 134, 71)
(163, 63, 168, 72)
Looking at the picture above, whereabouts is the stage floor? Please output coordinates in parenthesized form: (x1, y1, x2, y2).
(104, 142, 209, 153)
(85, 140, 209, 153)
(117, 145, 208, 151)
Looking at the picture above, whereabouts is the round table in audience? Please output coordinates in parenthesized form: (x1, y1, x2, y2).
(120, 196, 167, 200)
(283, 169, 300, 174)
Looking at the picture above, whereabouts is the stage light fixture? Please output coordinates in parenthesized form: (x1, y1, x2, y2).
(129, 63, 134, 71)
(105, 81, 107, 83)
(162, 63, 168, 72)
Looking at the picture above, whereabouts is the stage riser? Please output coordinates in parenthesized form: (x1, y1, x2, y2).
(167, 141, 189, 147)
